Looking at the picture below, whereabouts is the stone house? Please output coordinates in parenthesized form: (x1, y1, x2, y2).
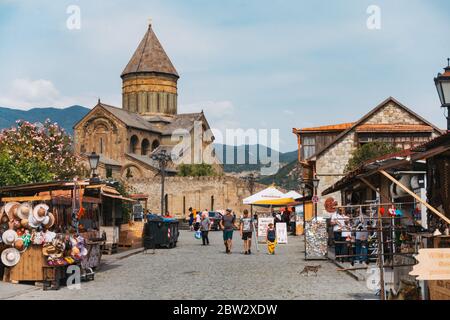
(293, 97, 442, 213)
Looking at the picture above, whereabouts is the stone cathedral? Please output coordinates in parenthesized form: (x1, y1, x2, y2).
(74, 23, 221, 182)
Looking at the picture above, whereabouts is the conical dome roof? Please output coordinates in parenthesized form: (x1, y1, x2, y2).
(121, 24, 179, 78)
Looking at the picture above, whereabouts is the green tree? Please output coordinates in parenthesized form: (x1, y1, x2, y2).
(345, 141, 401, 173)
(0, 120, 83, 186)
(177, 163, 217, 177)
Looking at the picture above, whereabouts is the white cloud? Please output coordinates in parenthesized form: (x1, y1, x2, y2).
(0, 78, 120, 109)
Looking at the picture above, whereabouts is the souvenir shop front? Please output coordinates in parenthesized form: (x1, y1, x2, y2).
(322, 146, 450, 300)
(0, 180, 129, 290)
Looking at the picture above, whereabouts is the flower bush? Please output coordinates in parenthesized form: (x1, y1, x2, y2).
(0, 119, 83, 186)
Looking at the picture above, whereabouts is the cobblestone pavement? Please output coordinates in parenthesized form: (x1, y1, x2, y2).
(5, 231, 375, 300)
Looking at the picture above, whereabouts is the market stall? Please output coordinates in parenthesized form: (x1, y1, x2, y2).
(0, 180, 128, 289)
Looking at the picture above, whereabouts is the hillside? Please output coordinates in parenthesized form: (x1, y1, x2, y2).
(258, 160, 300, 190)
(214, 144, 297, 173)
(0, 105, 90, 134)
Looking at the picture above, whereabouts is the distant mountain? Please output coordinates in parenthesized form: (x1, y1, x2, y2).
(214, 143, 297, 173)
(0, 105, 90, 134)
(258, 160, 300, 190)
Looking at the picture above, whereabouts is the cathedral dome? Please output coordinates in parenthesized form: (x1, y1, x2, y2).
(121, 24, 179, 117)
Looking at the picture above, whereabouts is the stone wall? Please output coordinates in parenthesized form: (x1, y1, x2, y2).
(129, 176, 266, 217)
(364, 102, 422, 125)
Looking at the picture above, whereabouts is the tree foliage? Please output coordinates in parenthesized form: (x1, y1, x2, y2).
(0, 120, 83, 186)
(177, 163, 218, 177)
(345, 141, 401, 173)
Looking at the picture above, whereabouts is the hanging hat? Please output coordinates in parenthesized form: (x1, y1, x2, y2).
(17, 203, 32, 220)
(4, 202, 20, 221)
(1, 213, 9, 224)
(43, 212, 55, 229)
(2, 229, 18, 246)
(14, 238, 25, 251)
(1, 248, 21, 267)
(20, 219, 29, 228)
(28, 214, 41, 229)
(33, 204, 49, 222)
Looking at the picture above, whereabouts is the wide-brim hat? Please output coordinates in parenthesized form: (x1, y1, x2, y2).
(4, 202, 20, 220)
(1, 248, 21, 267)
(2, 229, 18, 245)
(42, 243, 57, 256)
(28, 214, 41, 229)
(17, 203, 32, 220)
(33, 204, 49, 222)
(43, 212, 55, 228)
(14, 238, 25, 251)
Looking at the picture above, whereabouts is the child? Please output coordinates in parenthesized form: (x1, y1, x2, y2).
(266, 223, 277, 255)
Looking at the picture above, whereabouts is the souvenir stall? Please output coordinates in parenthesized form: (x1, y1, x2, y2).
(0, 180, 125, 289)
(322, 147, 450, 300)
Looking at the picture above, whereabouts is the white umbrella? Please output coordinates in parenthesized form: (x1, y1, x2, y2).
(284, 191, 303, 200)
(243, 186, 295, 206)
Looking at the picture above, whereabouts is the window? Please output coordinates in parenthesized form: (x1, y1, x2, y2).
(141, 139, 150, 155)
(106, 167, 113, 178)
(302, 136, 316, 160)
(152, 139, 160, 151)
(130, 135, 139, 153)
(99, 138, 104, 154)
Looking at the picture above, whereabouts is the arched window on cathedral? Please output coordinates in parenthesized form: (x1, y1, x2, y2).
(151, 139, 160, 152)
(99, 138, 104, 154)
(130, 135, 139, 154)
(141, 139, 150, 156)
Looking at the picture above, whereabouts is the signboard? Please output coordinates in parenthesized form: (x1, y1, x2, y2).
(410, 249, 450, 280)
(276, 222, 288, 244)
(257, 217, 274, 239)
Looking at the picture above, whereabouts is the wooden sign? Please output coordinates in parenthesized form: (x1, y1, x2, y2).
(409, 249, 450, 280)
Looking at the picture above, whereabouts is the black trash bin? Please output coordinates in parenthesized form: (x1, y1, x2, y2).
(143, 216, 179, 249)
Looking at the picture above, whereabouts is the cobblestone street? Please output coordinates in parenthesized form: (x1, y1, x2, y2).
(3, 231, 375, 300)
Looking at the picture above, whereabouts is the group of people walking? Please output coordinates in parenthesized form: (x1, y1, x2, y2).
(188, 207, 279, 255)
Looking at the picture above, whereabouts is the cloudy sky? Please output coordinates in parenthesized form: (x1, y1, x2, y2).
(0, 0, 449, 151)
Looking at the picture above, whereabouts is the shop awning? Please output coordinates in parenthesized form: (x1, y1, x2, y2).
(101, 186, 135, 202)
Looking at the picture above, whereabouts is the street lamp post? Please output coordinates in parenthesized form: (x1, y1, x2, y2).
(87, 152, 100, 182)
(434, 58, 450, 131)
(151, 149, 172, 216)
(312, 177, 320, 219)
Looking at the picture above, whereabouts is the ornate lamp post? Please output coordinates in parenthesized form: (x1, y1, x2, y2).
(87, 152, 100, 182)
(434, 58, 450, 131)
(312, 177, 320, 219)
(151, 149, 172, 215)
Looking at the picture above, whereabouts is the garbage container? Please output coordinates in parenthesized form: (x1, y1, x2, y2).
(143, 216, 179, 249)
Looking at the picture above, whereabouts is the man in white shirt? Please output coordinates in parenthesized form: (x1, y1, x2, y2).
(330, 207, 345, 262)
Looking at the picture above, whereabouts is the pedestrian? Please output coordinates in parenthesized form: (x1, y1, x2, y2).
(188, 207, 194, 231)
(266, 223, 277, 255)
(354, 209, 369, 265)
(200, 211, 210, 246)
(331, 206, 345, 262)
(220, 208, 236, 254)
(194, 210, 201, 231)
(240, 209, 254, 255)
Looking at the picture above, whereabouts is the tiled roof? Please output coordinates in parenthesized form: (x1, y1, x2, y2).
(99, 103, 162, 133)
(293, 122, 354, 133)
(356, 124, 434, 133)
(162, 113, 204, 135)
(121, 25, 178, 77)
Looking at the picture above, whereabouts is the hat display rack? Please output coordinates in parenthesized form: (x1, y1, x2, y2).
(0, 197, 89, 269)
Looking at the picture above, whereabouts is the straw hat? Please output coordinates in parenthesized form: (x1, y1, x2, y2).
(1, 248, 21, 267)
(1, 213, 8, 224)
(33, 204, 49, 222)
(2, 229, 18, 246)
(42, 243, 57, 256)
(17, 203, 32, 220)
(20, 219, 29, 228)
(14, 238, 25, 251)
(28, 214, 41, 229)
(43, 213, 55, 229)
(4, 202, 20, 220)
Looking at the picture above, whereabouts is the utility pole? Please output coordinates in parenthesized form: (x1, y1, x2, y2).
(151, 149, 172, 215)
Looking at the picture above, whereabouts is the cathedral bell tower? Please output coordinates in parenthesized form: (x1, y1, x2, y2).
(121, 23, 179, 117)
